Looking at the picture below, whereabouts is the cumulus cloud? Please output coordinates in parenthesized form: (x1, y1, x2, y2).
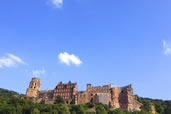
(163, 40, 171, 56)
(0, 53, 25, 68)
(50, 0, 63, 8)
(32, 67, 46, 77)
(58, 52, 82, 66)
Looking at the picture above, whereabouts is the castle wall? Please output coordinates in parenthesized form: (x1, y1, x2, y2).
(38, 90, 53, 99)
(26, 78, 142, 111)
(87, 84, 111, 93)
(53, 81, 78, 104)
(94, 93, 110, 105)
(26, 88, 38, 98)
(77, 91, 89, 104)
(111, 87, 121, 108)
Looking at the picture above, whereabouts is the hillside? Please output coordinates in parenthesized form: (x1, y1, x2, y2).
(0, 88, 171, 114)
(0, 88, 22, 98)
(136, 96, 171, 114)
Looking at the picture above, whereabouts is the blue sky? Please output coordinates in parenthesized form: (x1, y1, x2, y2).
(0, 0, 171, 100)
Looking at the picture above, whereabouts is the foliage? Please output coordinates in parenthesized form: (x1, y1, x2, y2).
(95, 104, 108, 114)
(55, 96, 65, 104)
(0, 88, 21, 98)
(135, 95, 171, 114)
(0, 88, 171, 114)
(70, 99, 75, 105)
(70, 104, 87, 114)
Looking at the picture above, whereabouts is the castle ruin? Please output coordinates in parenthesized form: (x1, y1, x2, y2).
(26, 77, 142, 111)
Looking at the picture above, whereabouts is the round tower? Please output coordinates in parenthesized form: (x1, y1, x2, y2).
(26, 78, 41, 98)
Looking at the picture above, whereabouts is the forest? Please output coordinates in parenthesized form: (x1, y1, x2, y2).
(0, 88, 171, 114)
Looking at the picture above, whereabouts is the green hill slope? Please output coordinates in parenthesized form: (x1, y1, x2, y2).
(0, 88, 171, 114)
(0, 88, 22, 98)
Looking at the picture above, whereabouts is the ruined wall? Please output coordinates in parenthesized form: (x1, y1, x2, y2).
(77, 91, 89, 104)
(111, 87, 121, 108)
(77, 84, 142, 111)
(94, 93, 110, 105)
(26, 78, 142, 111)
(118, 85, 142, 111)
(87, 84, 111, 93)
(118, 86, 132, 110)
(38, 90, 53, 99)
(133, 100, 142, 111)
(85, 84, 112, 104)
(26, 78, 41, 98)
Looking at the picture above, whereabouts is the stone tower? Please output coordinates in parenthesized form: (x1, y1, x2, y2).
(26, 77, 41, 98)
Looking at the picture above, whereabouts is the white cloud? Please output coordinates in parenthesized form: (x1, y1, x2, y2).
(32, 67, 46, 77)
(163, 40, 171, 56)
(0, 53, 25, 68)
(58, 52, 82, 66)
(50, 0, 63, 8)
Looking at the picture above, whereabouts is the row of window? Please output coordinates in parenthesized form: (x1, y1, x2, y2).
(63, 96, 70, 99)
(57, 86, 74, 89)
(79, 94, 86, 98)
(88, 88, 109, 91)
(54, 89, 73, 92)
(89, 86, 109, 89)
(54, 93, 72, 96)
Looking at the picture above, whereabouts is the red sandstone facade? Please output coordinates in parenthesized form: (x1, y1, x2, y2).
(53, 81, 78, 104)
(26, 78, 142, 111)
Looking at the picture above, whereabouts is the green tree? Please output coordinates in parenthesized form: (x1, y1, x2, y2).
(57, 104, 70, 114)
(31, 108, 40, 114)
(95, 104, 107, 114)
(70, 105, 86, 114)
(141, 100, 153, 112)
(164, 106, 171, 114)
(85, 102, 95, 108)
(55, 96, 65, 104)
(155, 103, 164, 114)
(70, 99, 75, 105)
(50, 109, 58, 114)
(108, 108, 125, 114)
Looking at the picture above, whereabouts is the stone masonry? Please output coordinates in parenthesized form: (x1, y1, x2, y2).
(26, 77, 142, 111)
(26, 78, 41, 98)
(53, 81, 78, 104)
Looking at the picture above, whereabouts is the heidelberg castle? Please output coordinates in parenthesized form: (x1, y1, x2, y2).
(26, 77, 142, 111)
